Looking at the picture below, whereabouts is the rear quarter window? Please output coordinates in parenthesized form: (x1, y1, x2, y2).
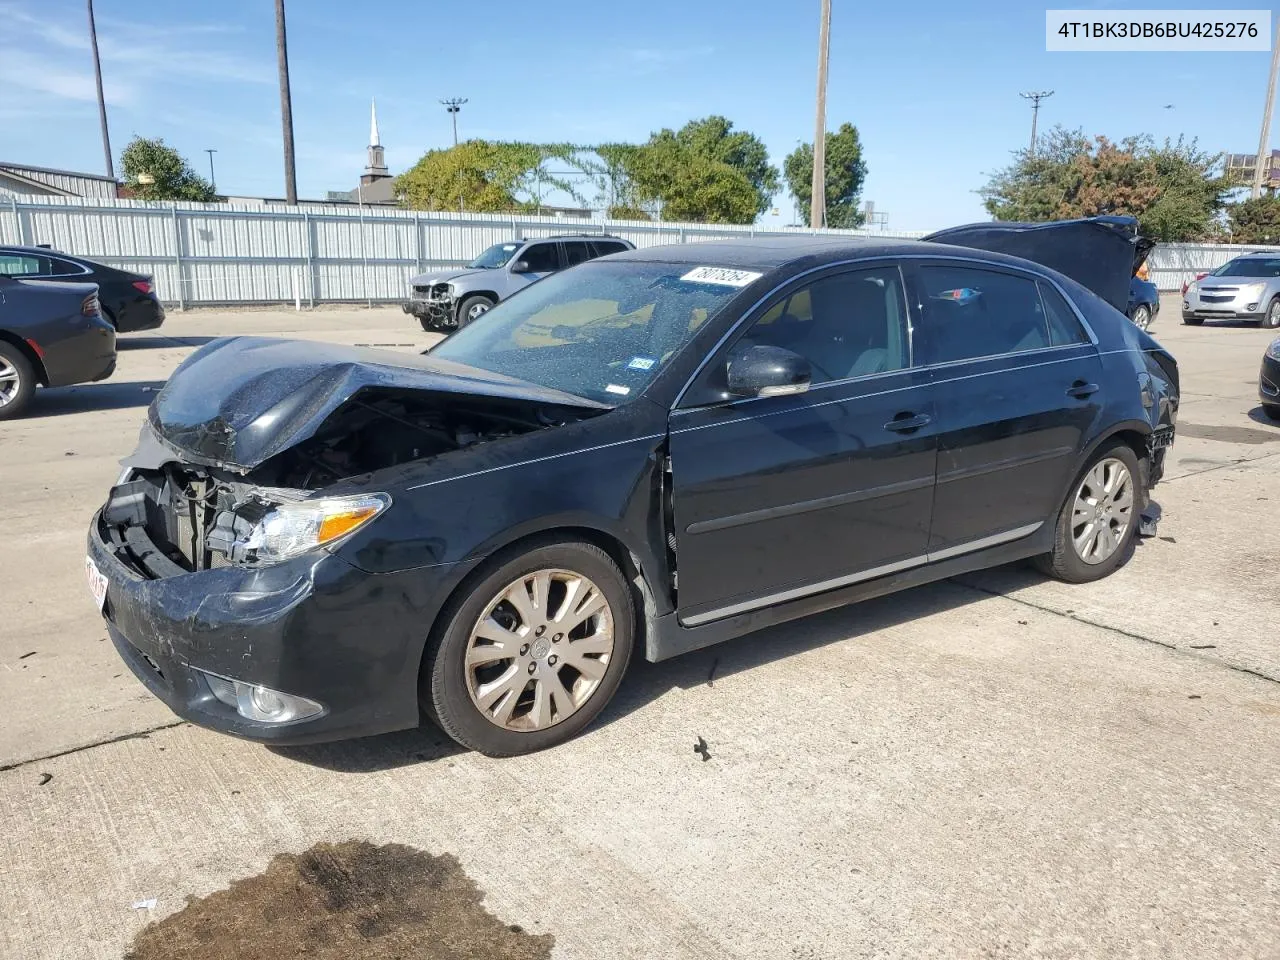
(1037, 281, 1091, 346)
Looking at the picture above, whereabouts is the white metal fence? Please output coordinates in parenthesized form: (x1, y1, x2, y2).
(3, 195, 1274, 306)
(0, 196, 926, 308)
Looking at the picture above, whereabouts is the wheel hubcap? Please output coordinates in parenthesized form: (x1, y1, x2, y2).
(0, 359, 20, 407)
(468, 302, 490, 320)
(1271, 303, 1280, 326)
(1071, 457, 1134, 565)
(465, 569, 614, 732)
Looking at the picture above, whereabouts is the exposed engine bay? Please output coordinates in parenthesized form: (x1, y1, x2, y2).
(101, 390, 601, 575)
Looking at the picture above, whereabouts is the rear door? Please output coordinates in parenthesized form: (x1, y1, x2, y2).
(909, 259, 1103, 556)
(668, 263, 938, 625)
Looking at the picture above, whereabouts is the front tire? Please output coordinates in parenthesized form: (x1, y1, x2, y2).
(0, 343, 36, 420)
(456, 294, 495, 328)
(1263, 404, 1280, 421)
(423, 538, 635, 756)
(1035, 442, 1141, 584)
(1264, 297, 1280, 330)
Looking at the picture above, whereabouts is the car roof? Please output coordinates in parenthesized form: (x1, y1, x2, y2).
(606, 235, 1047, 273)
(0, 244, 77, 257)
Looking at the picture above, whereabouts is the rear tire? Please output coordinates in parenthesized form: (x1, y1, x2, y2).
(0, 343, 35, 420)
(423, 538, 634, 756)
(1035, 441, 1142, 584)
(1131, 305, 1151, 331)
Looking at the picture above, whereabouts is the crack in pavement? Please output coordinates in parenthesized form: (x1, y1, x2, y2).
(0, 720, 187, 774)
(952, 578, 1280, 687)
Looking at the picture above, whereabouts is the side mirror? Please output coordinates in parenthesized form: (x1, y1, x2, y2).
(726, 345, 811, 398)
(510, 260, 531, 274)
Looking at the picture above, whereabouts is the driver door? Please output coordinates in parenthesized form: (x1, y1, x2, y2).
(509, 241, 562, 292)
(667, 264, 939, 626)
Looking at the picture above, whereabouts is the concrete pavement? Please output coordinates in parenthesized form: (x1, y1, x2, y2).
(2, 297, 1278, 959)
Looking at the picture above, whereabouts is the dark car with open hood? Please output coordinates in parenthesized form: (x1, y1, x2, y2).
(87, 218, 1179, 756)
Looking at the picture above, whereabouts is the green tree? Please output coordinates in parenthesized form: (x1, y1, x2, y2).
(648, 116, 779, 218)
(979, 127, 1229, 241)
(1228, 195, 1280, 242)
(119, 136, 217, 201)
(783, 123, 869, 228)
(397, 140, 587, 212)
(595, 139, 758, 223)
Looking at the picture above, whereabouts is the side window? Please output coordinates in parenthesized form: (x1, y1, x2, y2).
(563, 241, 592, 267)
(519, 243, 561, 273)
(47, 256, 85, 277)
(736, 266, 910, 384)
(0, 254, 43, 276)
(918, 264, 1050, 363)
(590, 240, 628, 257)
(1037, 281, 1090, 346)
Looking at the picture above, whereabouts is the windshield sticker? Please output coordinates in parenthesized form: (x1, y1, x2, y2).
(627, 356, 657, 371)
(681, 266, 763, 288)
(605, 384, 631, 396)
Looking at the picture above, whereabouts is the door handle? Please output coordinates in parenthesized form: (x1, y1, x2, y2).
(1067, 381, 1099, 399)
(884, 412, 932, 433)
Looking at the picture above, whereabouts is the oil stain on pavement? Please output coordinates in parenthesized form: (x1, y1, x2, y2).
(125, 840, 553, 960)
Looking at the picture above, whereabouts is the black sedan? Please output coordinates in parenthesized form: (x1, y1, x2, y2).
(0, 274, 116, 419)
(1262, 336, 1280, 420)
(87, 222, 1179, 756)
(0, 245, 164, 333)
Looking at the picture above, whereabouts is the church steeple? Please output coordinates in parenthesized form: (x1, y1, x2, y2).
(362, 99, 389, 184)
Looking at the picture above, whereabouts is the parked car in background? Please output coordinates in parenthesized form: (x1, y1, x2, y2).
(1182, 253, 1280, 327)
(0, 274, 116, 419)
(89, 220, 1177, 757)
(0, 245, 164, 333)
(1128, 274, 1160, 330)
(403, 234, 635, 332)
(1261, 336, 1280, 419)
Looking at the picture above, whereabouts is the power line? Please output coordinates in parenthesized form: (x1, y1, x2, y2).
(1019, 90, 1054, 158)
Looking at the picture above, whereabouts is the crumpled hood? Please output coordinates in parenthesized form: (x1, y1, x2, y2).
(147, 336, 606, 471)
(923, 216, 1154, 315)
(408, 268, 484, 287)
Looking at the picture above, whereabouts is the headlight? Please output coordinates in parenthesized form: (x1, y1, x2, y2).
(1267, 337, 1280, 360)
(239, 493, 390, 564)
(1243, 282, 1267, 298)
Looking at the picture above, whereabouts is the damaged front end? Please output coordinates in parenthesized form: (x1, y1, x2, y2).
(403, 281, 455, 328)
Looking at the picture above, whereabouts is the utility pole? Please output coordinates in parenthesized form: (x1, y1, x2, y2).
(1019, 90, 1054, 158)
(274, 0, 298, 204)
(86, 0, 114, 181)
(1252, 20, 1280, 199)
(810, 0, 831, 229)
(204, 149, 217, 190)
(440, 98, 467, 147)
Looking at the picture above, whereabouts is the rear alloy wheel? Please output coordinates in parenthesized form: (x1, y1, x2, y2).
(1035, 442, 1141, 583)
(456, 294, 495, 328)
(1265, 297, 1280, 330)
(0, 343, 36, 420)
(424, 540, 634, 756)
(1131, 304, 1151, 331)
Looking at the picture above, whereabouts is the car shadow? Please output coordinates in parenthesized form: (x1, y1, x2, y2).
(31, 379, 167, 417)
(116, 335, 221, 350)
(276, 566, 1045, 774)
(1248, 405, 1279, 427)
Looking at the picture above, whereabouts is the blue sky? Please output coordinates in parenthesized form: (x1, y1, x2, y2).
(0, 0, 1274, 230)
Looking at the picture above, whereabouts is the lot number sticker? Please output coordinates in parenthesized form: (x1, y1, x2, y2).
(681, 266, 763, 287)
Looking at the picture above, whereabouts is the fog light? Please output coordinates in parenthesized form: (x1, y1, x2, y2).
(198, 670, 323, 724)
(1247, 302, 1260, 311)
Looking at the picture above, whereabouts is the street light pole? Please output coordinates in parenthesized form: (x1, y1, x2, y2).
(1252, 20, 1280, 199)
(1019, 90, 1054, 158)
(810, 0, 831, 229)
(275, 0, 298, 204)
(205, 149, 218, 190)
(86, 0, 114, 181)
(440, 98, 467, 147)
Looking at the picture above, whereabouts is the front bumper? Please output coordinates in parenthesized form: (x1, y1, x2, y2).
(1261, 353, 1280, 408)
(402, 294, 455, 327)
(88, 511, 454, 745)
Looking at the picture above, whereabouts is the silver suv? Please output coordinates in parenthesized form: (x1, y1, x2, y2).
(1183, 253, 1280, 328)
(403, 234, 634, 332)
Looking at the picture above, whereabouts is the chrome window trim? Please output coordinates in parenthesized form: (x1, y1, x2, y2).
(671, 252, 1102, 411)
(679, 521, 1043, 626)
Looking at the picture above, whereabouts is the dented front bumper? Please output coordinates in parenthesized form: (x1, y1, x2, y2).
(88, 511, 447, 745)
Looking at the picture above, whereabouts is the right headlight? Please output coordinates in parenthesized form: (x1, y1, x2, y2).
(1267, 337, 1280, 361)
(238, 493, 390, 564)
